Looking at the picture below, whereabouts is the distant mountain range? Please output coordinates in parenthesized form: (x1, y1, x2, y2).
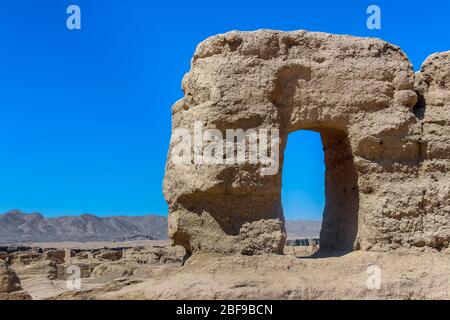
(0, 210, 168, 243)
(0, 210, 321, 243)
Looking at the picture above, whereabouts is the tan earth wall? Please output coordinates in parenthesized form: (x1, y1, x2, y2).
(163, 30, 450, 255)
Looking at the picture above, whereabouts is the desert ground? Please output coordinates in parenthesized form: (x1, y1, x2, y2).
(1, 241, 449, 300)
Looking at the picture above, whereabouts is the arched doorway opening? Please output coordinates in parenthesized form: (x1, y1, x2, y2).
(282, 128, 359, 254)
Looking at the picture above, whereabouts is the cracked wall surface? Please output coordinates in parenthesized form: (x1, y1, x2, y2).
(163, 30, 450, 255)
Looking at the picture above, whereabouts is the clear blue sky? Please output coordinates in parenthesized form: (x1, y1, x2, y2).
(0, 1, 448, 219)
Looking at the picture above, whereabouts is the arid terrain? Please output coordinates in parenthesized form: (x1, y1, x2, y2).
(0, 211, 332, 300)
(1, 241, 449, 300)
(0, 241, 184, 300)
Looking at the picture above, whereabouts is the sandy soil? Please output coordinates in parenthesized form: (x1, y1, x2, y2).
(3, 241, 449, 300)
(55, 249, 450, 300)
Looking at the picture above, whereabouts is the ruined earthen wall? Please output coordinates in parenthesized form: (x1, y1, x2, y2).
(163, 30, 450, 255)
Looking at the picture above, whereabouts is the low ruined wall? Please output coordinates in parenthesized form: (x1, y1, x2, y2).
(163, 30, 450, 255)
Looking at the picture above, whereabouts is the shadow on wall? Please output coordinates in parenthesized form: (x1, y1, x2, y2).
(318, 128, 359, 251)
